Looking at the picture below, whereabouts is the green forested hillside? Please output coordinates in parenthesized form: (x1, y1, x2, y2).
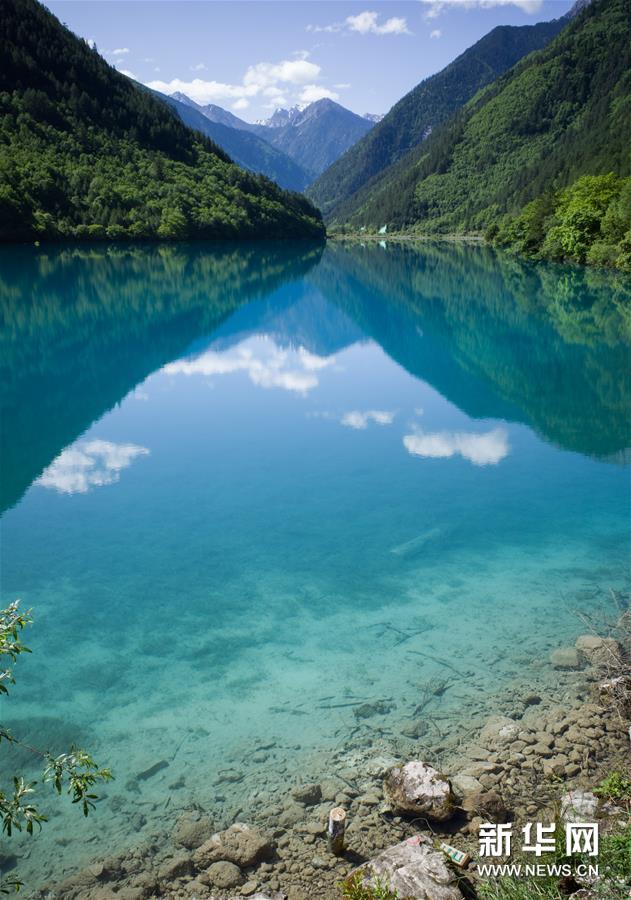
(332, 0, 630, 266)
(0, 0, 324, 241)
(492, 173, 631, 269)
(306, 17, 565, 218)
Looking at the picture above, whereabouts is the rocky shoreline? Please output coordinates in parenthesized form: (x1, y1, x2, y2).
(32, 624, 630, 900)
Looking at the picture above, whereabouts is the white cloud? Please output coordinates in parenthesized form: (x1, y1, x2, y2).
(341, 410, 396, 430)
(118, 69, 136, 79)
(308, 11, 410, 35)
(299, 84, 339, 103)
(334, 82, 352, 90)
(145, 76, 257, 104)
(346, 11, 411, 34)
(111, 47, 130, 56)
(191, 62, 207, 71)
(163, 339, 335, 396)
(86, 38, 96, 50)
(232, 98, 250, 111)
(37, 440, 149, 494)
(243, 58, 321, 89)
(146, 53, 330, 109)
(420, 0, 542, 19)
(403, 428, 509, 465)
(430, 28, 443, 38)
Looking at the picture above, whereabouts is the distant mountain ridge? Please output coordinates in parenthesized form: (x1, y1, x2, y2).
(171, 92, 256, 132)
(256, 105, 307, 128)
(307, 15, 567, 219)
(250, 98, 375, 180)
(159, 91, 311, 190)
(165, 94, 375, 186)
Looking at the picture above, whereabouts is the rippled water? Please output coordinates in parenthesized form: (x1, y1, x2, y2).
(1, 240, 629, 887)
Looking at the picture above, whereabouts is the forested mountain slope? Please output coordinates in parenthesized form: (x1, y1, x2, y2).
(0, 0, 324, 240)
(332, 0, 630, 254)
(307, 17, 565, 219)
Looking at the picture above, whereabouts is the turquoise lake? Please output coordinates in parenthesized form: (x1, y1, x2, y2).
(0, 240, 629, 886)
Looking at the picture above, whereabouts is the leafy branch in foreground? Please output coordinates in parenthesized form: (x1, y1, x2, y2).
(0, 601, 32, 695)
(0, 601, 113, 893)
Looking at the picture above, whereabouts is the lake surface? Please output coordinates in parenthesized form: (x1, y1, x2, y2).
(1, 240, 629, 887)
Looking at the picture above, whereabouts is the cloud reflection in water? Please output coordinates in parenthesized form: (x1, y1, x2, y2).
(403, 428, 509, 466)
(163, 338, 335, 395)
(37, 440, 150, 494)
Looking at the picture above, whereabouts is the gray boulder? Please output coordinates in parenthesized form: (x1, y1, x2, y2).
(193, 823, 273, 870)
(550, 647, 582, 670)
(172, 811, 214, 849)
(478, 715, 520, 747)
(201, 860, 243, 888)
(384, 761, 455, 821)
(560, 790, 599, 823)
(351, 835, 463, 899)
(291, 783, 322, 806)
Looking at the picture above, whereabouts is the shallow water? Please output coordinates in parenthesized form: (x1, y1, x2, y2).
(1, 240, 630, 887)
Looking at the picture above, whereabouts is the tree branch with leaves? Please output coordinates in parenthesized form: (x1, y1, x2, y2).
(0, 601, 112, 894)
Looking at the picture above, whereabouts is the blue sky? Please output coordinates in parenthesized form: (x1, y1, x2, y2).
(46, 1, 574, 121)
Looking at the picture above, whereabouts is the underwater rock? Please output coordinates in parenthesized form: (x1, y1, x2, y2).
(278, 803, 305, 827)
(320, 777, 346, 801)
(550, 648, 582, 670)
(383, 760, 455, 820)
(0, 850, 17, 873)
(136, 759, 169, 781)
(172, 812, 214, 850)
(349, 835, 463, 899)
(201, 860, 243, 888)
(560, 790, 599, 823)
(354, 700, 392, 719)
(522, 693, 542, 706)
(400, 718, 429, 738)
(575, 635, 623, 668)
(192, 823, 274, 869)
(291, 783, 322, 806)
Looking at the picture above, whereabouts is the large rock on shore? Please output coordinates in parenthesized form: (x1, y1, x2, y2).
(384, 761, 455, 820)
(350, 835, 463, 899)
(192, 823, 273, 870)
